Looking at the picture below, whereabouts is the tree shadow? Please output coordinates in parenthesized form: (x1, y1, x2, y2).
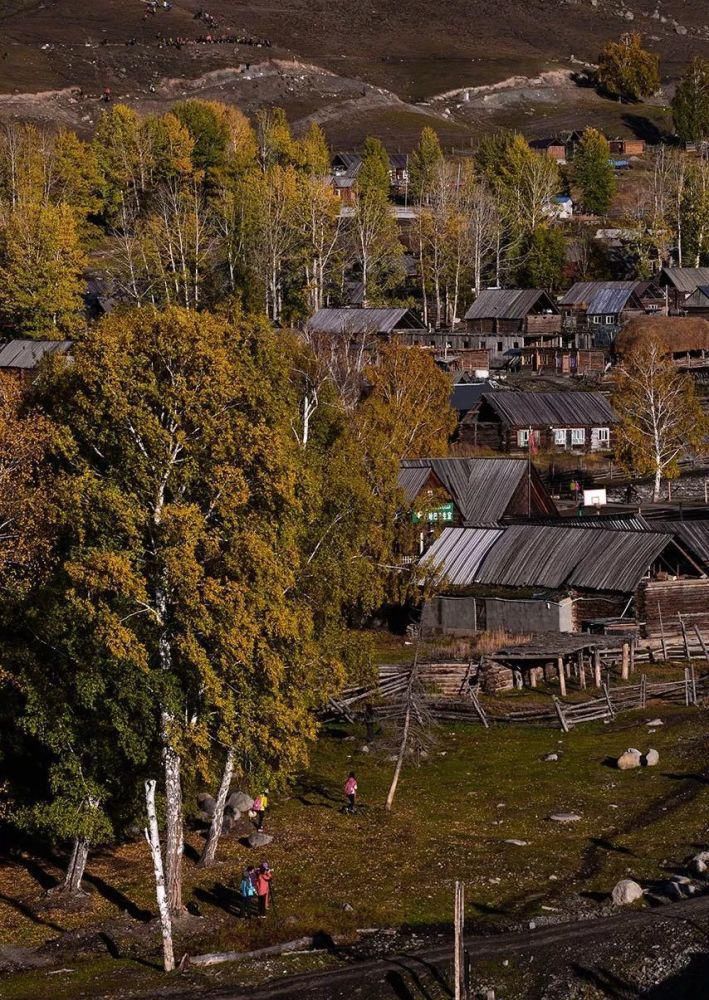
(386, 955, 453, 1000)
(0, 891, 66, 934)
(80, 872, 152, 922)
(646, 952, 709, 997)
(183, 842, 201, 863)
(621, 114, 666, 145)
(588, 837, 636, 857)
(468, 899, 509, 917)
(192, 882, 238, 916)
(0, 852, 61, 893)
(579, 890, 608, 903)
(571, 962, 638, 999)
(661, 772, 709, 786)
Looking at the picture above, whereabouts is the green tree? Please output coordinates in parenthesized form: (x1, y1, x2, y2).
(409, 127, 443, 204)
(174, 100, 257, 182)
(672, 58, 709, 144)
(573, 128, 616, 215)
(614, 334, 707, 501)
(296, 122, 331, 176)
(0, 201, 87, 337)
(357, 136, 391, 198)
(518, 225, 566, 291)
(597, 32, 660, 102)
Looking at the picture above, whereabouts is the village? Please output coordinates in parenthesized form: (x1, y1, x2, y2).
(0, 14, 708, 1000)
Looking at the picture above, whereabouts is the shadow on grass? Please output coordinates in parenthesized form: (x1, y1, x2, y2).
(80, 872, 152, 923)
(0, 851, 61, 892)
(621, 114, 668, 145)
(646, 952, 709, 997)
(193, 882, 238, 916)
(571, 962, 637, 999)
(588, 837, 636, 857)
(661, 772, 709, 786)
(0, 891, 66, 933)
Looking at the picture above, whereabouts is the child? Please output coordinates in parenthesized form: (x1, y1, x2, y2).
(239, 866, 256, 918)
(255, 861, 272, 918)
(253, 789, 269, 831)
(344, 771, 358, 813)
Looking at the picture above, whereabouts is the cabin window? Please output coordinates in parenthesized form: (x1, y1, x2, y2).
(479, 340, 485, 349)
(597, 427, 610, 443)
(463, 340, 470, 349)
(497, 341, 503, 352)
(553, 428, 566, 446)
(513, 341, 520, 348)
(591, 315, 601, 324)
(604, 315, 615, 325)
(517, 429, 530, 447)
(571, 428, 585, 445)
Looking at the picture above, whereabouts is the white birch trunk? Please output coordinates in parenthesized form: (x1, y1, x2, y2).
(199, 748, 235, 868)
(161, 716, 184, 918)
(385, 699, 411, 812)
(144, 779, 175, 973)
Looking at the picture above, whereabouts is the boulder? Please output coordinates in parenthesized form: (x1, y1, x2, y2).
(549, 813, 581, 823)
(228, 791, 254, 813)
(612, 879, 643, 906)
(247, 831, 273, 849)
(197, 792, 216, 816)
(643, 748, 659, 767)
(617, 748, 642, 770)
(542, 752, 559, 762)
(646, 719, 663, 727)
(691, 850, 709, 876)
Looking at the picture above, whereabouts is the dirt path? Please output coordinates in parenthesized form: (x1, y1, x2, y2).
(196, 894, 709, 999)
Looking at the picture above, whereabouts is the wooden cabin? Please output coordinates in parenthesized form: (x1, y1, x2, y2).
(608, 137, 646, 157)
(467, 390, 617, 454)
(464, 288, 562, 366)
(660, 267, 709, 312)
(518, 347, 605, 376)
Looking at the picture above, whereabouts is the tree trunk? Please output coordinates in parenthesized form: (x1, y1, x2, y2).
(385, 699, 411, 812)
(653, 466, 662, 503)
(145, 779, 175, 973)
(62, 836, 90, 894)
(199, 747, 235, 868)
(162, 714, 184, 918)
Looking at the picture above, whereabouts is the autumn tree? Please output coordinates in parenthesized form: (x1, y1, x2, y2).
(0, 201, 87, 337)
(597, 33, 660, 102)
(573, 128, 616, 215)
(347, 185, 404, 306)
(409, 127, 443, 205)
(613, 334, 707, 501)
(357, 136, 392, 198)
(672, 58, 709, 144)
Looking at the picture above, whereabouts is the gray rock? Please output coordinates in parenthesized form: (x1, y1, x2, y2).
(197, 792, 216, 817)
(228, 791, 254, 812)
(247, 831, 273, 849)
(675, 24, 688, 35)
(542, 752, 559, 762)
(643, 748, 659, 767)
(691, 850, 709, 875)
(617, 748, 642, 770)
(504, 839, 529, 846)
(646, 719, 663, 727)
(549, 812, 581, 823)
(342, 902, 354, 912)
(612, 878, 643, 905)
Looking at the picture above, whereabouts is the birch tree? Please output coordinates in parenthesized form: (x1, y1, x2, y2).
(347, 188, 404, 307)
(614, 335, 707, 500)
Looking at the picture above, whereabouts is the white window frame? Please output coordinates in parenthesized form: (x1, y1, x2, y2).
(553, 428, 566, 446)
(570, 428, 585, 445)
(597, 426, 610, 443)
(517, 429, 530, 447)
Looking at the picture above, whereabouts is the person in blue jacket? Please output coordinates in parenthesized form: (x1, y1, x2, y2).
(239, 866, 256, 918)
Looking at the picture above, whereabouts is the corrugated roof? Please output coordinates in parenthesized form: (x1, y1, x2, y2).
(560, 281, 639, 315)
(661, 267, 709, 293)
(398, 457, 536, 524)
(481, 390, 617, 427)
(642, 519, 709, 572)
(305, 308, 423, 335)
(427, 524, 675, 593)
(450, 381, 490, 413)
(0, 339, 72, 369)
(463, 288, 554, 321)
(421, 527, 503, 585)
(685, 285, 709, 308)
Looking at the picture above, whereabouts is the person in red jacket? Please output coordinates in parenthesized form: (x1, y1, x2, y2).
(255, 861, 272, 918)
(344, 771, 358, 814)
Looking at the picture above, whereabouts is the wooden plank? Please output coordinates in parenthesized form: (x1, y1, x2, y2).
(553, 696, 570, 733)
(692, 624, 709, 663)
(602, 683, 615, 719)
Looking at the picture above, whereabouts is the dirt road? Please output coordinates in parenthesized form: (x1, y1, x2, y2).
(199, 893, 709, 999)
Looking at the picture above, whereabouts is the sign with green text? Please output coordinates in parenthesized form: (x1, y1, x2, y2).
(412, 502, 455, 524)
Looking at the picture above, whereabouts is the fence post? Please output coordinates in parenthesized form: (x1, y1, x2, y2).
(553, 696, 570, 733)
(684, 667, 690, 706)
(603, 683, 615, 719)
(640, 673, 646, 709)
(691, 663, 697, 705)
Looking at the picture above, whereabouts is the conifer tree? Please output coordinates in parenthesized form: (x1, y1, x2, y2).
(573, 128, 616, 215)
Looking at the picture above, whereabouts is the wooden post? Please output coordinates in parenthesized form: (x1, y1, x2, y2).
(602, 683, 615, 719)
(530, 668, 537, 689)
(657, 602, 667, 662)
(621, 642, 629, 681)
(553, 696, 570, 733)
(454, 881, 467, 1000)
(679, 615, 691, 661)
(629, 639, 635, 675)
(684, 667, 690, 706)
(578, 650, 586, 689)
(692, 624, 709, 663)
(640, 673, 646, 709)
(557, 656, 566, 697)
(691, 663, 697, 705)
(593, 648, 601, 688)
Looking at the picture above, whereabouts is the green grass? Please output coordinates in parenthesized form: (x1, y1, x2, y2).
(0, 705, 707, 997)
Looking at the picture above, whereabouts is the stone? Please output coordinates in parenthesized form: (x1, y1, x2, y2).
(342, 902, 354, 912)
(228, 791, 254, 812)
(675, 24, 688, 34)
(549, 812, 581, 823)
(617, 748, 642, 770)
(197, 793, 216, 817)
(643, 749, 659, 767)
(542, 752, 559, 762)
(646, 719, 663, 727)
(504, 839, 529, 846)
(247, 831, 273, 849)
(612, 879, 643, 905)
(691, 851, 709, 875)
(360, 745, 370, 753)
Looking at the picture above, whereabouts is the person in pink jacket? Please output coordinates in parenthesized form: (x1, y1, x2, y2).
(344, 771, 358, 813)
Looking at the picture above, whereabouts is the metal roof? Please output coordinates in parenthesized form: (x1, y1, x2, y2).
(559, 281, 640, 315)
(421, 527, 503, 585)
(0, 339, 72, 369)
(305, 308, 424, 335)
(450, 381, 491, 413)
(399, 457, 537, 524)
(463, 288, 555, 321)
(661, 267, 709, 293)
(480, 390, 617, 427)
(426, 524, 675, 593)
(685, 285, 709, 307)
(642, 519, 709, 572)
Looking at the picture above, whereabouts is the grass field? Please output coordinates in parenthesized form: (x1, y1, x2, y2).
(1, 697, 707, 997)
